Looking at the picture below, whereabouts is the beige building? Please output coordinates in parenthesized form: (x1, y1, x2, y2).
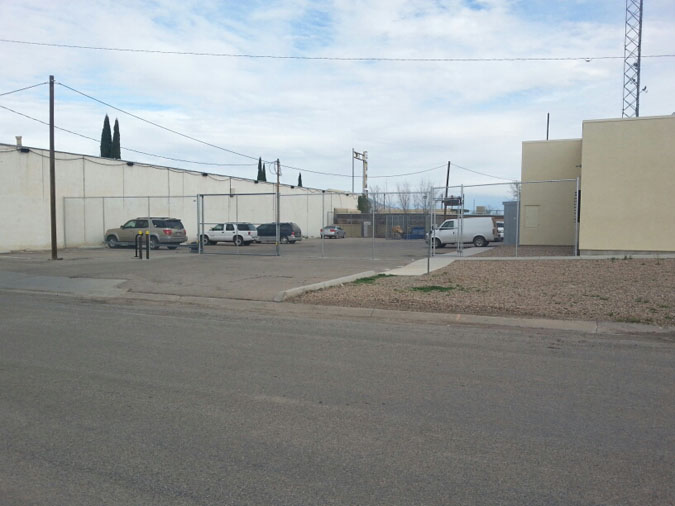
(520, 114, 675, 254)
(0, 144, 357, 252)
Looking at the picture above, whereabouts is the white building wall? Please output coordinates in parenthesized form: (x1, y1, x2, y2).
(0, 145, 357, 252)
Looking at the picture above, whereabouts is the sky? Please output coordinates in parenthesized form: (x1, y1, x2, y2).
(1, 0, 674, 205)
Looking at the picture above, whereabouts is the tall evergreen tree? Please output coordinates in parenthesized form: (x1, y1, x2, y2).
(261, 163, 267, 182)
(111, 119, 121, 159)
(100, 115, 112, 157)
(357, 194, 371, 213)
(297, 173, 303, 187)
(257, 157, 263, 180)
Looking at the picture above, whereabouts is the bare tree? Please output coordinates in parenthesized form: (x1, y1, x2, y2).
(370, 184, 385, 212)
(396, 182, 411, 214)
(508, 182, 521, 200)
(413, 178, 435, 211)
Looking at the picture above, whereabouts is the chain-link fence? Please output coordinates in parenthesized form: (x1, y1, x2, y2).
(64, 178, 579, 263)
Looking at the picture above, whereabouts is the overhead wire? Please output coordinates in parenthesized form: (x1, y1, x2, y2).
(2, 39, 674, 62)
(57, 82, 261, 162)
(0, 81, 48, 97)
(0, 103, 255, 168)
(2, 83, 516, 182)
(451, 163, 517, 181)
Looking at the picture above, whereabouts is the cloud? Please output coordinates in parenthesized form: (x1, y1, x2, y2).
(1, 0, 673, 195)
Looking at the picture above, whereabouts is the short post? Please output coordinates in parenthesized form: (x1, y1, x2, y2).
(145, 230, 150, 259)
(136, 231, 142, 259)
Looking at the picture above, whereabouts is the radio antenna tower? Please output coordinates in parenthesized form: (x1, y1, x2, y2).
(622, 0, 644, 117)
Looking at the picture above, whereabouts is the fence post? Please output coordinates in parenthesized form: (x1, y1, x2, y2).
(574, 177, 580, 256)
(371, 193, 375, 260)
(515, 183, 521, 258)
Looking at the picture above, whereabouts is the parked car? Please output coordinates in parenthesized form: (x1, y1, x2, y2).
(320, 225, 346, 239)
(426, 217, 496, 248)
(200, 222, 257, 246)
(105, 217, 187, 249)
(496, 221, 504, 241)
(256, 222, 302, 244)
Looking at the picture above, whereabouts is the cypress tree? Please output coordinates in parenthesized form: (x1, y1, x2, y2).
(100, 115, 112, 157)
(257, 157, 262, 180)
(261, 163, 267, 182)
(112, 119, 121, 159)
(298, 173, 303, 187)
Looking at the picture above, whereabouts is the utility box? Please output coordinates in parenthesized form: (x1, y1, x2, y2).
(503, 201, 519, 245)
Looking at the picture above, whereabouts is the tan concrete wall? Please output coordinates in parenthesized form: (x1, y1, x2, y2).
(579, 115, 675, 253)
(519, 139, 581, 245)
(0, 145, 357, 251)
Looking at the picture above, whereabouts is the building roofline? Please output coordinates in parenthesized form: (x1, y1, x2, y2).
(522, 138, 582, 145)
(582, 114, 675, 125)
(0, 142, 352, 195)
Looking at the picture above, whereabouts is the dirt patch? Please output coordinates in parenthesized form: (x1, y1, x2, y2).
(293, 258, 675, 327)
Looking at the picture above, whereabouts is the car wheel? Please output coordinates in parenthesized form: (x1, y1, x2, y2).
(150, 236, 160, 250)
(280, 236, 289, 244)
(106, 235, 119, 248)
(233, 235, 243, 247)
(167, 246, 178, 250)
(473, 235, 487, 247)
(434, 238, 443, 248)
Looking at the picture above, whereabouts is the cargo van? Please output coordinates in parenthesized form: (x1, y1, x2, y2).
(427, 217, 496, 248)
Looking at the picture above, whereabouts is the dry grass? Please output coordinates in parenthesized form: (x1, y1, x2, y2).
(294, 257, 675, 327)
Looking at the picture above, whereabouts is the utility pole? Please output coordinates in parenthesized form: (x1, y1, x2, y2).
(351, 148, 355, 194)
(49, 75, 59, 260)
(275, 158, 281, 257)
(443, 161, 451, 220)
(353, 149, 368, 194)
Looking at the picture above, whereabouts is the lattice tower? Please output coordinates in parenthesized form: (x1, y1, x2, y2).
(622, 0, 644, 117)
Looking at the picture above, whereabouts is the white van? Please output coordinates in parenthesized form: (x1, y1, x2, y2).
(428, 217, 496, 248)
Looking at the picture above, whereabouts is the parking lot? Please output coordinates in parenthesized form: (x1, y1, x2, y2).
(197, 236, 431, 259)
(0, 238, 447, 302)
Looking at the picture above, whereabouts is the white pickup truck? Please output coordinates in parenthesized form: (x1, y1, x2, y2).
(428, 217, 496, 248)
(200, 222, 257, 246)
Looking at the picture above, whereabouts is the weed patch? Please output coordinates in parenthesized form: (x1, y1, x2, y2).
(411, 284, 469, 293)
(353, 274, 393, 285)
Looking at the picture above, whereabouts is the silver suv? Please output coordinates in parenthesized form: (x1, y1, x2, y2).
(105, 217, 187, 249)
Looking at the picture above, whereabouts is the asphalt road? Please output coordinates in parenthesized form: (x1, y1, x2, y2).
(1, 292, 673, 505)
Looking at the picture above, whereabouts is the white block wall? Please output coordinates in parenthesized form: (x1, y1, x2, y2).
(0, 145, 357, 252)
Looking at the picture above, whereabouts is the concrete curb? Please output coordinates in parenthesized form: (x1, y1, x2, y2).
(112, 293, 675, 337)
(273, 270, 377, 302)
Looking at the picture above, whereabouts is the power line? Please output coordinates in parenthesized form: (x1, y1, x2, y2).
(1, 90, 514, 182)
(57, 82, 360, 178)
(57, 82, 261, 162)
(0, 81, 48, 97)
(451, 163, 517, 181)
(369, 164, 447, 178)
(0, 103, 255, 168)
(2, 39, 674, 62)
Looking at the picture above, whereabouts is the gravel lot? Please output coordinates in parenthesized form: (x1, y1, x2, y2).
(294, 257, 675, 327)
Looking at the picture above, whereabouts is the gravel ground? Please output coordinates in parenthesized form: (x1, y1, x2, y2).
(473, 244, 574, 257)
(294, 257, 675, 327)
